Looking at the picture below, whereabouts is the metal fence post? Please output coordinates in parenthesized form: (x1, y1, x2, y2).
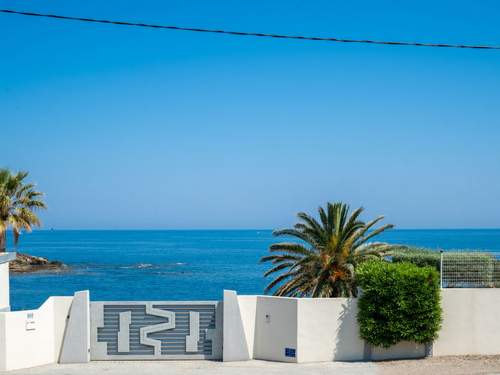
(440, 250, 444, 289)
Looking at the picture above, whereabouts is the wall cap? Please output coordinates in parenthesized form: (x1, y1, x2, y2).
(0, 252, 16, 264)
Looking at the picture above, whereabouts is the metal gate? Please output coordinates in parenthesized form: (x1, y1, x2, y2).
(90, 301, 222, 360)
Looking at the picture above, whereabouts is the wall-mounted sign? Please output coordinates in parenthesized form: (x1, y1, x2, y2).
(25, 312, 36, 331)
(285, 347, 296, 358)
(90, 301, 222, 360)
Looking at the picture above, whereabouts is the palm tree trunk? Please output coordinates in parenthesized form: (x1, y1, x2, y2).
(0, 230, 6, 253)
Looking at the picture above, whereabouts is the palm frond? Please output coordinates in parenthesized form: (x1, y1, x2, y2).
(264, 262, 294, 277)
(0, 169, 46, 251)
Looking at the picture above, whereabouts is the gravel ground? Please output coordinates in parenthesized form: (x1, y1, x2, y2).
(378, 355, 500, 375)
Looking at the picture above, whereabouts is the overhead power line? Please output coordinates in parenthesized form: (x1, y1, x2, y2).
(2, 8, 500, 51)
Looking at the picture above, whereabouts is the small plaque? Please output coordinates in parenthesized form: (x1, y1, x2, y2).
(26, 313, 36, 331)
(285, 348, 296, 358)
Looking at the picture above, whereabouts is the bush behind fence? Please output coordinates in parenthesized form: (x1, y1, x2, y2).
(389, 247, 500, 288)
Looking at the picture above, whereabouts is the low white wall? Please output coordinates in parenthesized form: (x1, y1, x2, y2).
(297, 298, 366, 362)
(0, 290, 92, 371)
(0, 262, 9, 311)
(433, 289, 500, 356)
(371, 341, 426, 361)
(226, 292, 428, 363)
(0, 296, 73, 371)
(254, 296, 298, 363)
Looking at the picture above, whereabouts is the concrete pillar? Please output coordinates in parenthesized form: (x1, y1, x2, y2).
(0, 253, 16, 312)
(223, 290, 252, 361)
(59, 291, 91, 363)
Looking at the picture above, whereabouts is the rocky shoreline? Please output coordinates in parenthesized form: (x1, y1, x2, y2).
(9, 253, 66, 273)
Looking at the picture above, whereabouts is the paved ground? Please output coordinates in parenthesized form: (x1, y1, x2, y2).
(6, 356, 500, 375)
(7, 360, 376, 375)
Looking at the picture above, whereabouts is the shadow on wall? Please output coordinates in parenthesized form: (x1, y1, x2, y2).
(335, 298, 367, 361)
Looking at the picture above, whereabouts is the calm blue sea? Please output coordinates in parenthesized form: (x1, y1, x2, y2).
(7, 229, 500, 311)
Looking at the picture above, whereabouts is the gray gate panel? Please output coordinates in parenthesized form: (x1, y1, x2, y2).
(90, 301, 222, 360)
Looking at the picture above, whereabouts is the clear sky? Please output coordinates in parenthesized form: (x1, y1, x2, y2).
(1, 0, 499, 229)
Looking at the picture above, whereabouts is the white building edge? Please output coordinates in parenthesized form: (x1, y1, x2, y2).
(2, 252, 500, 371)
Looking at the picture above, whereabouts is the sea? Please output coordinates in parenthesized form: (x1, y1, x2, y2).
(7, 229, 500, 311)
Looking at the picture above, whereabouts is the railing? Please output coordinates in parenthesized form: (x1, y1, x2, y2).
(440, 250, 500, 288)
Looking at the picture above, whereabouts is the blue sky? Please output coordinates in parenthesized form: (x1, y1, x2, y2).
(1, 0, 500, 229)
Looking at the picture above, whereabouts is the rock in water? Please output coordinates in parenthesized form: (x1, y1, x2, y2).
(9, 253, 66, 273)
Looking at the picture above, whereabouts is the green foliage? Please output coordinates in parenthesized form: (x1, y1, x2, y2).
(260, 202, 397, 297)
(357, 261, 442, 348)
(389, 247, 499, 287)
(389, 247, 441, 270)
(0, 168, 46, 252)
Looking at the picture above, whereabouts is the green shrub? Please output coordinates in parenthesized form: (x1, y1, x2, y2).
(389, 247, 441, 270)
(389, 248, 496, 287)
(357, 261, 442, 348)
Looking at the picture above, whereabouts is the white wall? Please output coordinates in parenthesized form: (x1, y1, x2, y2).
(59, 291, 91, 363)
(433, 289, 500, 356)
(226, 292, 428, 363)
(238, 295, 257, 358)
(254, 296, 298, 363)
(0, 313, 5, 369)
(222, 291, 253, 361)
(297, 298, 366, 362)
(0, 290, 92, 371)
(0, 296, 73, 371)
(241, 290, 500, 362)
(0, 262, 9, 311)
(53, 298, 73, 361)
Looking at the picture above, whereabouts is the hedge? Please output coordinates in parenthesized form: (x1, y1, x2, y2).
(389, 248, 497, 287)
(357, 261, 442, 348)
(389, 247, 441, 270)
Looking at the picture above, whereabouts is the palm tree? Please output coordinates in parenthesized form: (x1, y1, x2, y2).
(0, 169, 46, 252)
(261, 202, 395, 298)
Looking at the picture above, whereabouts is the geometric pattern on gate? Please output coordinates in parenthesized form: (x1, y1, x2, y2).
(90, 301, 221, 360)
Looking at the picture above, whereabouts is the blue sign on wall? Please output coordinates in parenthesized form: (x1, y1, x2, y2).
(285, 348, 296, 358)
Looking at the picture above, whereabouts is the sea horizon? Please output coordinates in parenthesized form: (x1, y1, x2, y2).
(8, 228, 500, 310)
(26, 227, 500, 232)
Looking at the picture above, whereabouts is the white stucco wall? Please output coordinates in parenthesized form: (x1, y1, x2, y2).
(297, 298, 366, 362)
(253, 296, 298, 363)
(0, 262, 9, 311)
(433, 289, 500, 356)
(371, 341, 426, 360)
(59, 291, 90, 363)
(226, 292, 428, 363)
(0, 313, 6, 369)
(0, 293, 89, 371)
(3, 288, 500, 370)
(238, 295, 257, 357)
(223, 291, 252, 361)
(0, 296, 72, 371)
(53, 297, 74, 361)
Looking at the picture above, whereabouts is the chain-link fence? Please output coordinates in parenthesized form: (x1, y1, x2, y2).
(440, 251, 500, 288)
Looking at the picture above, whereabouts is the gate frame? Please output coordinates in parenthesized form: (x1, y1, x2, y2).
(90, 301, 223, 360)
